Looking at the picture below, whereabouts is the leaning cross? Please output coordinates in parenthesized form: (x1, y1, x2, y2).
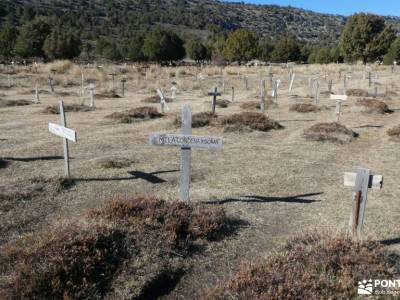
(344, 168, 383, 236)
(208, 87, 221, 115)
(48, 100, 77, 178)
(149, 104, 223, 202)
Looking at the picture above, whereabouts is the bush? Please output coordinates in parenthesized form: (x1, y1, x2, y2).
(304, 122, 358, 144)
(220, 112, 283, 132)
(356, 99, 392, 114)
(106, 106, 163, 123)
(289, 103, 319, 113)
(174, 112, 217, 128)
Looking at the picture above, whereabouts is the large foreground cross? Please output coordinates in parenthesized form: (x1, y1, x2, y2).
(149, 104, 223, 202)
(48, 100, 77, 178)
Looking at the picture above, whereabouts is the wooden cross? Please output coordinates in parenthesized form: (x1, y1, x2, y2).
(344, 168, 383, 236)
(48, 76, 54, 94)
(109, 72, 116, 90)
(157, 88, 169, 113)
(149, 105, 223, 202)
(314, 80, 320, 105)
(121, 78, 127, 97)
(81, 70, 85, 96)
(231, 86, 235, 102)
(208, 87, 221, 115)
(368, 72, 372, 88)
(243, 76, 248, 90)
(171, 85, 177, 99)
(272, 79, 280, 104)
(330, 94, 347, 122)
(48, 100, 77, 178)
(260, 79, 265, 113)
(328, 79, 333, 94)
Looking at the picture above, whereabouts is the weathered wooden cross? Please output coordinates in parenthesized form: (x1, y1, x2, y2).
(344, 168, 383, 236)
(171, 84, 177, 99)
(330, 94, 347, 122)
(109, 72, 116, 90)
(231, 86, 235, 102)
(157, 88, 169, 113)
(34, 84, 40, 103)
(48, 100, 77, 178)
(48, 75, 54, 94)
(260, 79, 266, 112)
(89, 84, 95, 108)
(271, 79, 280, 104)
(208, 87, 221, 115)
(121, 78, 127, 97)
(288, 73, 295, 94)
(314, 80, 320, 105)
(149, 105, 223, 202)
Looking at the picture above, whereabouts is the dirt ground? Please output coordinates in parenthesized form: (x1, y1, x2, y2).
(1, 62, 400, 298)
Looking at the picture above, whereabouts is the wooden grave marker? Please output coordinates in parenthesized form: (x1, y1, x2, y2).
(272, 79, 281, 104)
(109, 72, 116, 90)
(157, 88, 169, 113)
(208, 87, 221, 115)
(171, 84, 177, 99)
(344, 168, 383, 235)
(48, 100, 77, 178)
(34, 84, 40, 103)
(288, 73, 295, 95)
(149, 104, 223, 202)
(231, 86, 235, 102)
(121, 78, 127, 97)
(314, 80, 320, 105)
(260, 79, 266, 112)
(330, 94, 347, 122)
(89, 84, 95, 108)
(48, 76, 54, 94)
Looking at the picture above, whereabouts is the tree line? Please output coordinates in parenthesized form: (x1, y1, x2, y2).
(0, 13, 399, 65)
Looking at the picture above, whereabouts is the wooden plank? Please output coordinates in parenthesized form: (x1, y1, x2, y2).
(49, 123, 77, 142)
(344, 172, 383, 190)
(330, 94, 348, 101)
(180, 104, 192, 202)
(149, 133, 223, 150)
(59, 101, 70, 178)
(352, 168, 370, 233)
(289, 73, 295, 94)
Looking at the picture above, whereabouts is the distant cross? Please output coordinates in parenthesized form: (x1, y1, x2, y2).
(89, 84, 95, 108)
(272, 79, 280, 104)
(171, 84, 177, 99)
(344, 168, 383, 236)
(208, 87, 221, 115)
(314, 80, 320, 105)
(330, 94, 347, 122)
(48, 100, 77, 178)
(149, 105, 223, 202)
(231, 86, 235, 102)
(109, 72, 116, 90)
(48, 76, 54, 94)
(260, 79, 266, 113)
(288, 73, 295, 95)
(157, 88, 169, 113)
(34, 84, 40, 103)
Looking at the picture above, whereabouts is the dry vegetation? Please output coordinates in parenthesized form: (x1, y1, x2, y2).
(105, 106, 163, 123)
(0, 196, 234, 299)
(304, 122, 358, 144)
(0, 99, 31, 108)
(141, 95, 173, 103)
(221, 112, 283, 132)
(355, 98, 392, 114)
(42, 103, 94, 114)
(289, 103, 320, 113)
(174, 111, 218, 128)
(346, 88, 369, 97)
(387, 125, 400, 140)
(208, 233, 400, 299)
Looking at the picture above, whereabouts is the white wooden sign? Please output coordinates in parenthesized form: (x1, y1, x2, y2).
(149, 104, 223, 202)
(49, 123, 77, 142)
(157, 88, 169, 113)
(330, 94, 347, 122)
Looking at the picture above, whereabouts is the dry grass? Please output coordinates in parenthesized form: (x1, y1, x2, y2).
(289, 103, 319, 113)
(141, 95, 173, 103)
(95, 90, 121, 99)
(1, 197, 232, 299)
(240, 101, 260, 110)
(95, 157, 133, 169)
(220, 112, 283, 132)
(0, 181, 44, 212)
(106, 106, 163, 123)
(174, 112, 217, 128)
(304, 122, 358, 144)
(0, 99, 31, 108)
(387, 125, 400, 140)
(355, 99, 392, 114)
(208, 233, 399, 300)
(42, 104, 94, 114)
(346, 88, 369, 97)
(45, 60, 74, 74)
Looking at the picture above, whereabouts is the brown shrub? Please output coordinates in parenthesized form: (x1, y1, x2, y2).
(356, 99, 392, 114)
(105, 106, 163, 123)
(5, 226, 129, 299)
(387, 125, 400, 140)
(240, 101, 260, 110)
(0, 99, 31, 108)
(95, 90, 121, 99)
(220, 112, 283, 132)
(174, 111, 217, 128)
(304, 122, 358, 144)
(289, 103, 319, 113)
(347, 88, 369, 97)
(208, 233, 399, 300)
(88, 197, 228, 246)
(141, 95, 172, 103)
(42, 104, 94, 114)
(215, 99, 230, 108)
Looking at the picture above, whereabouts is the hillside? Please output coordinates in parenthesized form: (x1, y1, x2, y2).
(1, 0, 398, 44)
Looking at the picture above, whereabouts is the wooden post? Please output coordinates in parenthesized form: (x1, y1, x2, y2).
(260, 79, 265, 113)
(59, 101, 70, 178)
(8, 74, 11, 88)
(328, 79, 333, 94)
(109, 72, 116, 91)
(315, 80, 320, 105)
(368, 72, 372, 88)
(34, 85, 40, 103)
(272, 79, 280, 104)
(344, 168, 383, 236)
(343, 75, 347, 95)
(231, 86, 235, 102)
(121, 79, 126, 97)
(89, 84, 95, 108)
(180, 105, 192, 202)
(268, 72, 273, 90)
(289, 73, 295, 94)
(48, 76, 54, 94)
(171, 85, 177, 99)
(81, 70, 84, 96)
(157, 88, 169, 113)
(244, 76, 248, 90)
(335, 101, 342, 122)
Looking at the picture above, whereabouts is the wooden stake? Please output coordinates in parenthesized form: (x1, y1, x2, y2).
(60, 101, 70, 178)
(180, 105, 192, 202)
(260, 79, 265, 113)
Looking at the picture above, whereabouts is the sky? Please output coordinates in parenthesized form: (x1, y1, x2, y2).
(225, 1, 400, 17)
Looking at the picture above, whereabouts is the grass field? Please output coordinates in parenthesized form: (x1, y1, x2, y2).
(1, 61, 400, 298)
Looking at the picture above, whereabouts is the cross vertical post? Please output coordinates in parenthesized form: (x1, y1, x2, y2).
(121, 78, 126, 97)
(208, 87, 221, 115)
(60, 101, 70, 178)
(34, 85, 40, 103)
(289, 73, 295, 94)
(260, 79, 265, 113)
(315, 80, 320, 105)
(48, 76, 54, 94)
(89, 84, 95, 108)
(180, 105, 192, 202)
(231, 86, 235, 102)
